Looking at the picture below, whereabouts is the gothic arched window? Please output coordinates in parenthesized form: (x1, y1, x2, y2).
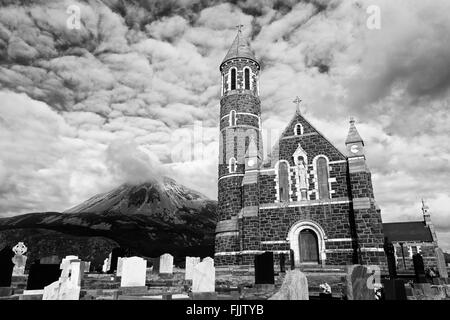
(244, 67, 250, 90)
(229, 157, 237, 173)
(229, 110, 236, 126)
(278, 161, 290, 202)
(230, 68, 237, 90)
(294, 123, 303, 136)
(316, 156, 330, 199)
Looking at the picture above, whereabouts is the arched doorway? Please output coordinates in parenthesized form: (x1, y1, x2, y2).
(287, 220, 327, 267)
(298, 229, 319, 263)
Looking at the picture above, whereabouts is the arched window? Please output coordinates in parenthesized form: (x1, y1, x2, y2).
(294, 123, 303, 136)
(316, 157, 330, 199)
(244, 67, 250, 90)
(229, 157, 237, 173)
(229, 110, 236, 126)
(230, 68, 237, 90)
(278, 161, 290, 202)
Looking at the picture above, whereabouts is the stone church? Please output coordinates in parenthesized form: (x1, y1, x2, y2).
(214, 30, 443, 271)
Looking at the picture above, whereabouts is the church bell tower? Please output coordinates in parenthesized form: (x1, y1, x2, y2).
(215, 27, 262, 265)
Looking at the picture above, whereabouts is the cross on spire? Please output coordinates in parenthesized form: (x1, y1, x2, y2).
(293, 96, 302, 113)
(236, 24, 244, 33)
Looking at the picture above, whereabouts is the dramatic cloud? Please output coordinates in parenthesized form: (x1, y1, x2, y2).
(0, 0, 449, 249)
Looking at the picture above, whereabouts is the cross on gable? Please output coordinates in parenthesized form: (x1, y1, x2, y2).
(293, 96, 302, 113)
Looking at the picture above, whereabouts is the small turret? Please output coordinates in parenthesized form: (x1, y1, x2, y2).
(345, 117, 365, 157)
(422, 199, 438, 243)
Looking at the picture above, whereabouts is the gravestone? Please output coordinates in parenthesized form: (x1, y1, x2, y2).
(120, 257, 147, 288)
(413, 253, 426, 283)
(279, 253, 286, 273)
(254, 252, 274, 285)
(43, 260, 82, 300)
(83, 261, 91, 273)
(382, 279, 407, 300)
(106, 253, 112, 271)
(0, 246, 15, 287)
(185, 257, 201, 280)
(269, 270, 308, 300)
(117, 257, 124, 277)
(435, 248, 448, 278)
(192, 259, 215, 293)
(150, 257, 160, 273)
(159, 253, 174, 274)
(11, 242, 28, 276)
(289, 249, 295, 270)
(346, 265, 375, 300)
(383, 240, 397, 278)
(27, 261, 61, 290)
(108, 247, 126, 274)
(102, 258, 109, 273)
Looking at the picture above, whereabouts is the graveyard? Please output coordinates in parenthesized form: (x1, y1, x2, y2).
(0, 243, 449, 301)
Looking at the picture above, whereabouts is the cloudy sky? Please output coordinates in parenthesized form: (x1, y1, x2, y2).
(0, 0, 449, 250)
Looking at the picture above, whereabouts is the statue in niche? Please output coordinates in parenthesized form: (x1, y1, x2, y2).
(296, 156, 308, 200)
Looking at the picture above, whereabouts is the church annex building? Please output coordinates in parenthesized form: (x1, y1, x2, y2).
(214, 30, 442, 271)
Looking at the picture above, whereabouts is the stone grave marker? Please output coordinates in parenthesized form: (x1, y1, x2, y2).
(382, 279, 407, 300)
(121, 257, 147, 288)
(254, 252, 274, 285)
(0, 246, 14, 288)
(269, 270, 308, 300)
(102, 258, 109, 273)
(192, 259, 215, 293)
(159, 253, 174, 274)
(108, 247, 126, 274)
(346, 265, 376, 300)
(83, 261, 91, 273)
(43, 259, 83, 300)
(11, 242, 28, 276)
(117, 257, 124, 277)
(106, 252, 112, 272)
(435, 247, 448, 279)
(185, 257, 201, 280)
(413, 253, 426, 283)
(150, 257, 160, 273)
(383, 240, 397, 278)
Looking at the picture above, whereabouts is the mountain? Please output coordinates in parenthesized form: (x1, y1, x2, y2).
(0, 177, 218, 268)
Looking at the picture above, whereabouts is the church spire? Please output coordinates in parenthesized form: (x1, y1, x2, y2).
(221, 26, 258, 65)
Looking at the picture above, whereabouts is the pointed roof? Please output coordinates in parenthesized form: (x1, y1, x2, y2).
(345, 117, 364, 145)
(222, 30, 258, 65)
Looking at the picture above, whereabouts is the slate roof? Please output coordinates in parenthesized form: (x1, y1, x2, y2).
(222, 31, 257, 64)
(382, 221, 434, 242)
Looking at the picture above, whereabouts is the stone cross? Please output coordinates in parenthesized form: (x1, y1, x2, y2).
(12, 242, 27, 276)
(293, 96, 302, 113)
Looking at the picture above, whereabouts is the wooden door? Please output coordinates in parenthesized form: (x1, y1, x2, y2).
(299, 229, 319, 263)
